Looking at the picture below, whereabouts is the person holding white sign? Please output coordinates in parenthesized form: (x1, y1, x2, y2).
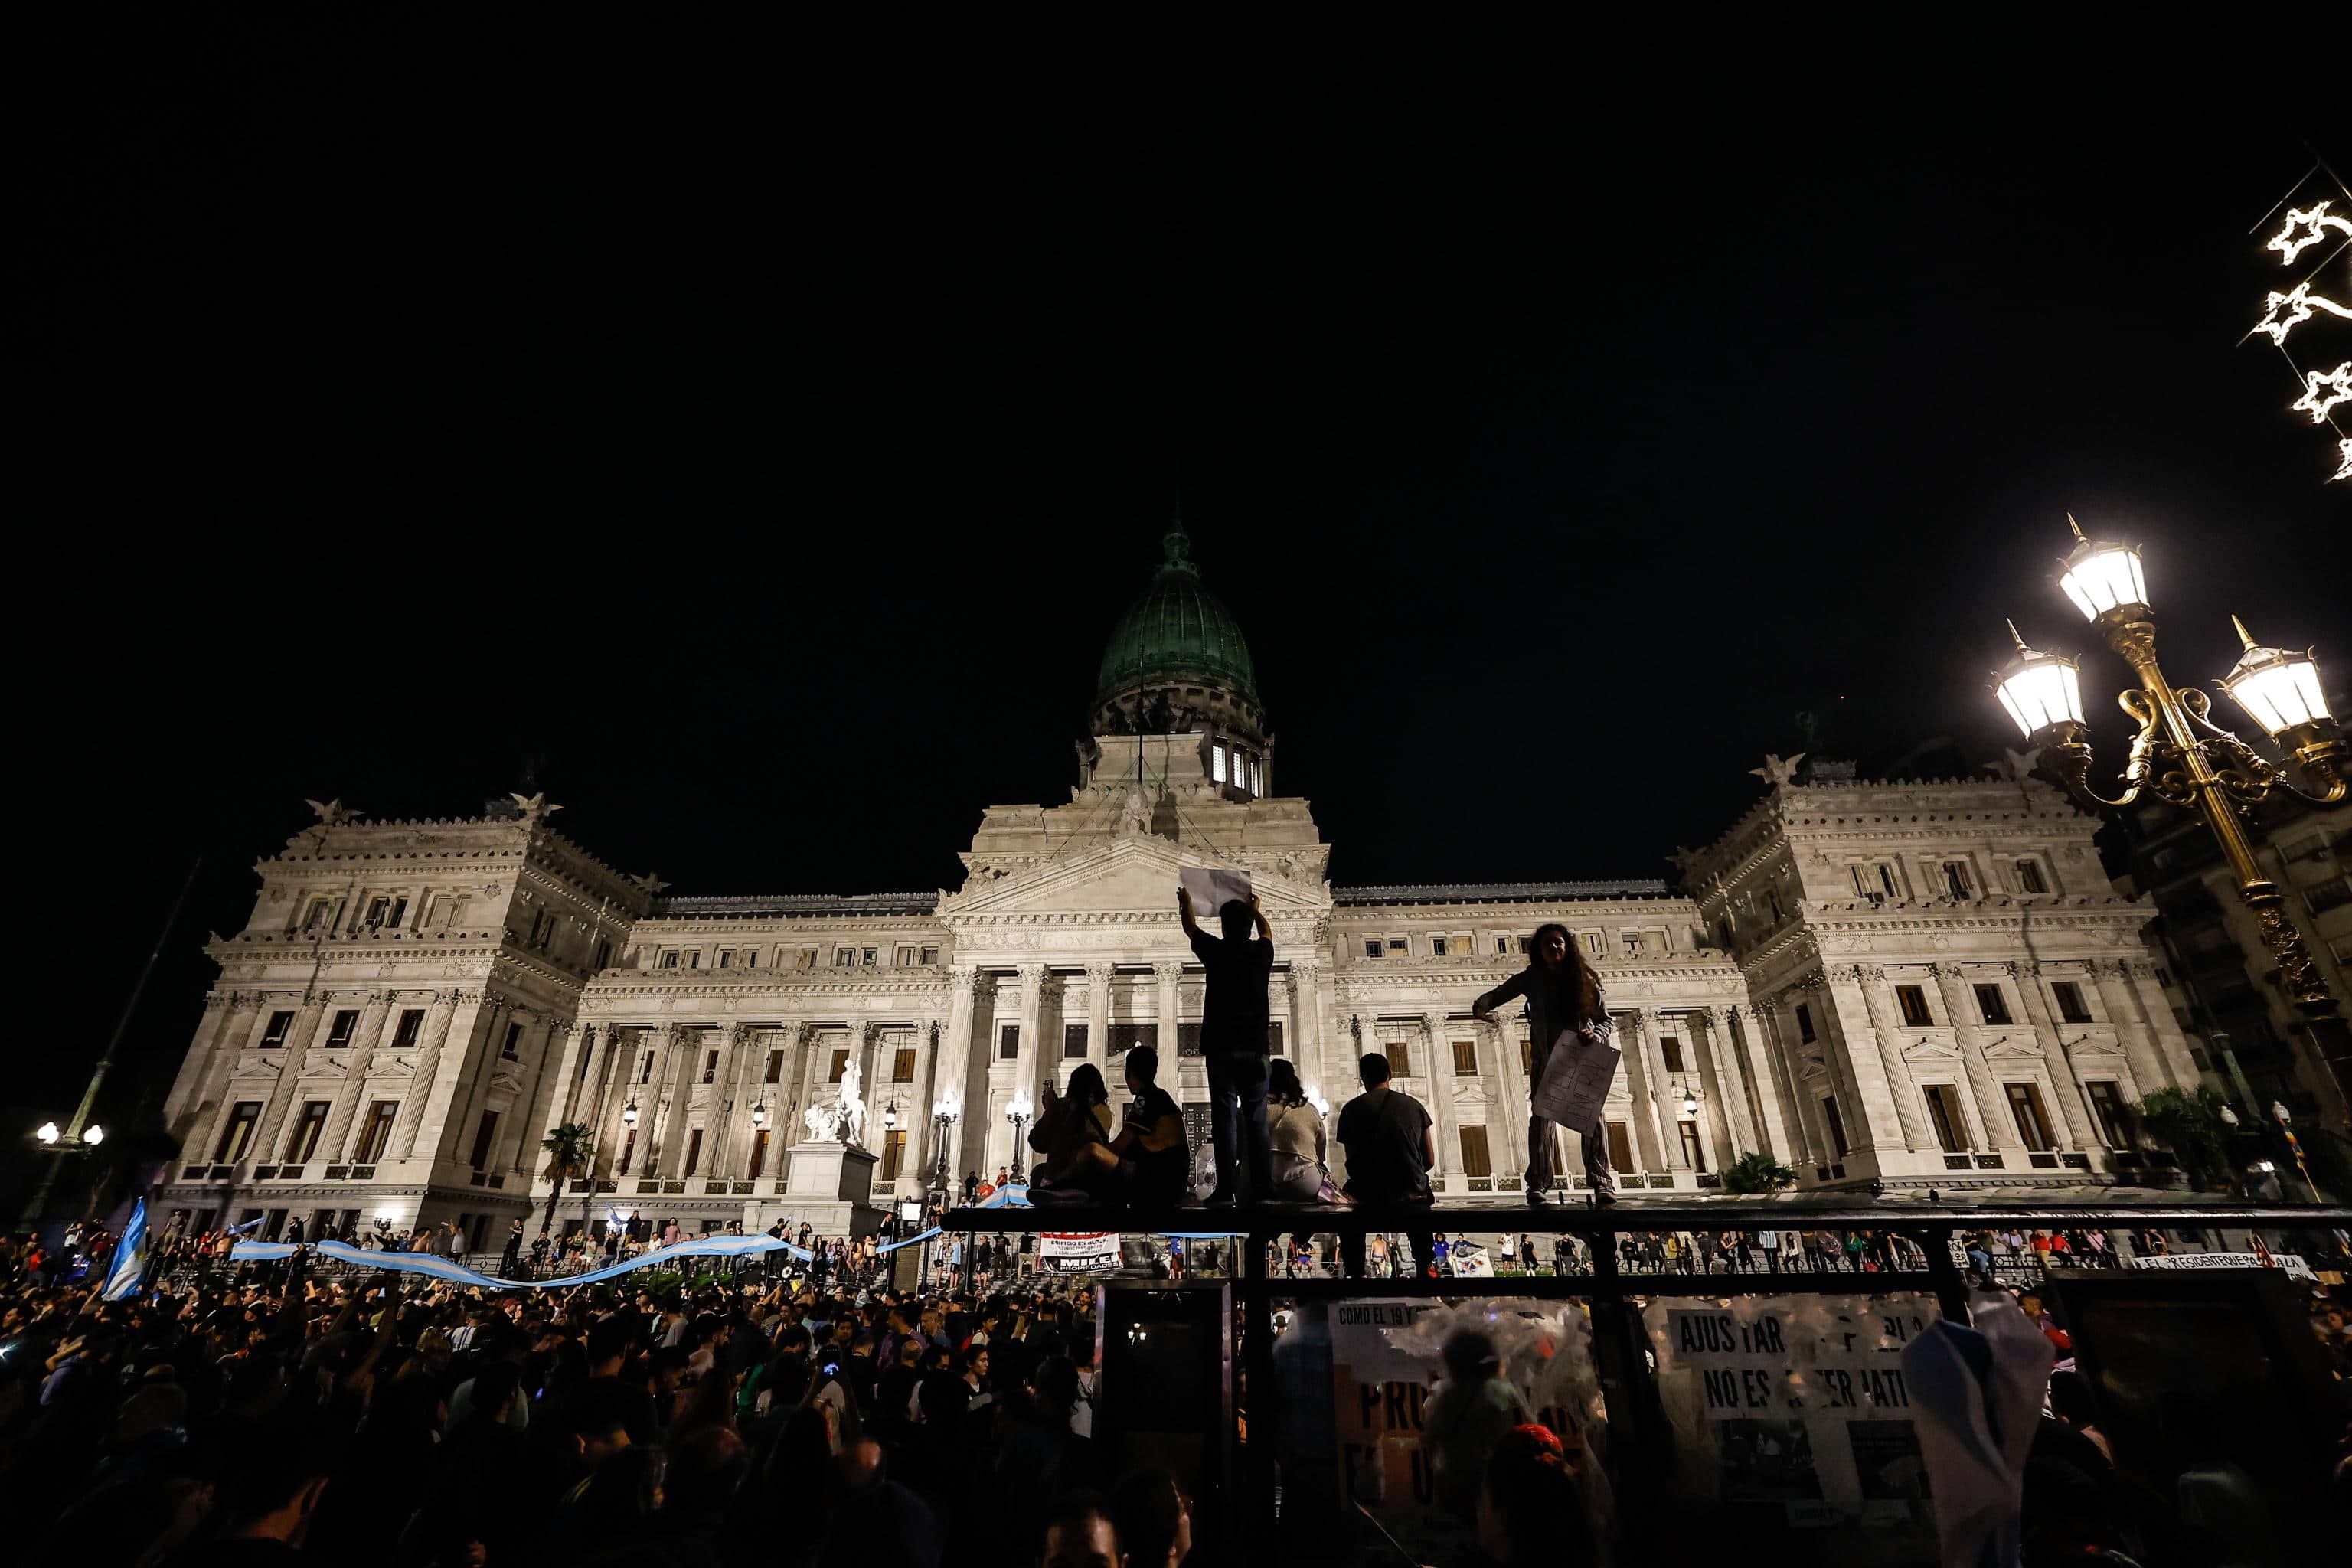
(1177, 879, 1276, 1206)
(1474, 922, 1617, 1206)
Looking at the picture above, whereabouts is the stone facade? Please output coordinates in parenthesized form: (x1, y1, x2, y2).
(148, 538, 2223, 1245)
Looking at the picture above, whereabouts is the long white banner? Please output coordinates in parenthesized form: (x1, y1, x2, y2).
(2128, 1251, 2315, 1282)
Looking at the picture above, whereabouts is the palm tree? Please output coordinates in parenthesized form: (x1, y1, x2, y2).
(538, 1122, 596, 1239)
(2133, 1086, 2230, 1188)
(1720, 1151, 1798, 1195)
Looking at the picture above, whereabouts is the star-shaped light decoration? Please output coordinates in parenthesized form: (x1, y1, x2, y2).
(2289, 361, 2352, 424)
(2265, 201, 2352, 267)
(2334, 437, 2352, 484)
(2250, 282, 2352, 345)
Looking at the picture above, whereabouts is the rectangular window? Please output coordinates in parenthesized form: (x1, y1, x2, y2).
(1364, 939, 1383, 959)
(1896, 985, 1934, 1027)
(1430, 936, 1448, 957)
(1518, 1037, 1534, 1073)
(861, 948, 878, 965)
(2005, 1081, 2055, 1150)
(1820, 1096, 1851, 1156)
(391, 1008, 424, 1049)
(998, 1024, 1019, 1060)
(1496, 936, 1514, 954)
(1178, 1022, 1204, 1057)
(747, 1129, 769, 1181)
(215, 1102, 262, 1163)
(1266, 1021, 1284, 1054)
(1064, 1024, 1088, 1059)
(1452, 1038, 1478, 1076)
(1458, 1125, 1492, 1178)
(354, 1101, 397, 1164)
(2052, 981, 2093, 1024)
(1582, 931, 1602, 956)
(880, 1129, 907, 1181)
(717, 949, 733, 969)
(702, 1049, 719, 1084)
(1973, 983, 2012, 1025)
(501, 1021, 523, 1060)
(1385, 938, 1406, 955)
(325, 1008, 359, 1047)
(1109, 1022, 1152, 1056)
(766, 1049, 785, 1083)
(835, 947, 856, 965)
(683, 1129, 703, 1178)
(1661, 1035, 1684, 1073)
(617, 1129, 636, 1174)
(304, 899, 332, 931)
(593, 939, 612, 970)
(687, 950, 701, 969)
(799, 948, 818, 969)
(921, 946, 940, 965)
(831, 1049, 851, 1083)
(894, 1047, 916, 1082)
(1606, 1121, 1635, 1173)
(2014, 859, 2047, 894)
(1212, 741, 1227, 783)
(1923, 1084, 1970, 1152)
(660, 951, 681, 969)
(895, 947, 917, 967)
(2086, 1082, 2135, 1148)
(1389, 1040, 1413, 1077)
(1795, 1004, 1817, 1044)
(1942, 861, 1973, 899)
(468, 1111, 499, 1170)
(284, 1102, 330, 1162)
(639, 1052, 655, 1084)
(1851, 864, 1873, 897)
(260, 1010, 296, 1048)
(364, 895, 390, 928)
(1678, 1119, 1707, 1173)
(1620, 929, 1642, 956)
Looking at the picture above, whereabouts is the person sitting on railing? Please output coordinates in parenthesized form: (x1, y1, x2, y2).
(1028, 1063, 1121, 1206)
(1334, 1051, 1436, 1278)
(1266, 1058, 1334, 1201)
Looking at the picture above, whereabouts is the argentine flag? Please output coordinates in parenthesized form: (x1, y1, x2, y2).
(103, 1197, 150, 1301)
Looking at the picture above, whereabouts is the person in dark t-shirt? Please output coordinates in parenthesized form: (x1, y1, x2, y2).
(1334, 1052, 1436, 1277)
(1178, 883, 1276, 1205)
(1109, 1046, 1191, 1207)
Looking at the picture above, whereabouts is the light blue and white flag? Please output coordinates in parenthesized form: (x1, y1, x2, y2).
(103, 1197, 150, 1300)
(227, 1215, 266, 1236)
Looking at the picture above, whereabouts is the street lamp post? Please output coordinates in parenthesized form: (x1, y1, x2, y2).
(929, 1096, 959, 1194)
(1006, 1091, 1034, 1184)
(1994, 518, 2350, 1131)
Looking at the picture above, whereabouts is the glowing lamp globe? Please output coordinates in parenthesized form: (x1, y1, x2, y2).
(2056, 518, 2149, 623)
(2220, 617, 2331, 738)
(83, 1124, 104, 1145)
(882, 1106, 899, 1131)
(1007, 1090, 1034, 1124)
(750, 1101, 768, 1129)
(35, 1120, 60, 1145)
(620, 1099, 640, 1129)
(1993, 623, 2086, 738)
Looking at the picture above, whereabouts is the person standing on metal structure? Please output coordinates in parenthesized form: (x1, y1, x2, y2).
(1178, 884, 1276, 1206)
(1475, 923, 1618, 1207)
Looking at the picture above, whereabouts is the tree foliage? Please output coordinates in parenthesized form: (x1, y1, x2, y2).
(2133, 1086, 2230, 1187)
(1720, 1150, 1798, 1194)
(537, 1122, 595, 1235)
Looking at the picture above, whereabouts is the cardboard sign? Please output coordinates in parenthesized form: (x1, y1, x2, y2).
(1530, 1033, 1619, 1132)
(1180, 867, 1253, 920)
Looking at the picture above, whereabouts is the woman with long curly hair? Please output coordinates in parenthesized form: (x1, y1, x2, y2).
(1474, 923, 1617, 1205)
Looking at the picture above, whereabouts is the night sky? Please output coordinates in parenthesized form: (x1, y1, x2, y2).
(10, 20, 2345, 1119)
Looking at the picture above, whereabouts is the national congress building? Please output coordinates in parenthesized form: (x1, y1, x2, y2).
(153, 528, 2226, 1247)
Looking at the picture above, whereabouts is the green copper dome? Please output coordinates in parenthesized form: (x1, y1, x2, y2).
(1093, 527, 1259, 710)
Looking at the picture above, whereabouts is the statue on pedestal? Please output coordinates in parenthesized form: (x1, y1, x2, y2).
(801, 1058, 870, 1148)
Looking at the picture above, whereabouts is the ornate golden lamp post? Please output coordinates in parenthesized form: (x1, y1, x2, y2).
(1993, 517, 2349, 1116)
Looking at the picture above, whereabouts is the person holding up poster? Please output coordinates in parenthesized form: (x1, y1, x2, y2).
(1178, 878, 1275, 1205)
(1475, 923, 1617, 1206)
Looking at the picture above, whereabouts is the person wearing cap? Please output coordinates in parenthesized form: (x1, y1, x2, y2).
(1421, 1328, 1531, 1519)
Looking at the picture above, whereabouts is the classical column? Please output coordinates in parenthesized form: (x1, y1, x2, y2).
(1734, 1004, 1795, 1161)
(181, 996, 267, 1155)
(1820, 968, 1903, 1152)
(251, 998, 328, 1161)
(1423, 1012, 1458, 1192)
(1485, 1013, 1530, 1181)
(161, 994, 235, 1132)
(1153, 960, 1185, 1070)
(2122, 958, 2203, 1088)
(318, 989, 396, 1165)
(2013, 964, 2099, 1151)
(942, 969, 980, 1178)
(590, 1026, 638, 1175)
(1635, 1009, 1684, 1169)
(649, 1024, 692, 1175)
(501, 1017, 564, 1175)
(1615, 1010, 1664, 1172)
(445, 997, 516, 1165)
(397, 990, 476, 1161)
(697, 1022, 743, 1183)
(1854, 967, 1934, 1151)
(1014, 965, 1046, 1105)
(2096, 959, 2176, 1094)
(1767, 1001, 1827, 1165)
(1696, 1008, 1758, 1156)
(1936, 965, 2021, 1153)
(551, 1021, 598, 1127)
(1086, 962, 1114, 1076)
(912, 1019, 944, 1180)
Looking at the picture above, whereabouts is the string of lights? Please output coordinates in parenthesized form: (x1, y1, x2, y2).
(2247, 162, 2352, 482)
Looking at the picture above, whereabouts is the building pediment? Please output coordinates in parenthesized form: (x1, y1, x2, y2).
(940, 836, 1329, 922)
(1901, 1039, 1962, 1062)
(1982, 1035, 2046, 1058)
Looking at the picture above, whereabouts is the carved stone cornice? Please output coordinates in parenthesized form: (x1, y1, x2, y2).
(1152, 960, 1186, 982)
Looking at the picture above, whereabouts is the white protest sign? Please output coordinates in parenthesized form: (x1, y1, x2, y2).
(1448, 1240, 1494, 1278)
(1037, 1232, 1120, 1272)
(1530, 1034, 1619, 1131)
(2130, 1250, 2317, 1282)
(1180, 867, 1253, 920)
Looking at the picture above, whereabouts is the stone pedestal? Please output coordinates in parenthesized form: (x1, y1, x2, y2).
(773, 1139, 884, 1237)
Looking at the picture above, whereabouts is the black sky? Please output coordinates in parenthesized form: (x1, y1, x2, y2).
(8, 19, 2346, 1116)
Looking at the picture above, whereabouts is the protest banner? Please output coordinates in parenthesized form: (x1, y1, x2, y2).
(1037, 1232, 1120, 1272)
(2130, 1250, 2317, 1282)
